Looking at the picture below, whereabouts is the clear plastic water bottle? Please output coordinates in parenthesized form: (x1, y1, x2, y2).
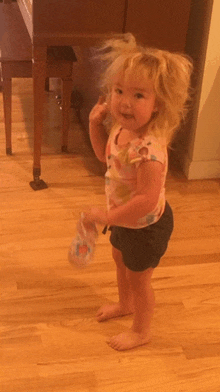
(68, 213, 98, 268)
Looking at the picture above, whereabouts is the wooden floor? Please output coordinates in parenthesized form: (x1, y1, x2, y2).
(1, 79, 220, 392)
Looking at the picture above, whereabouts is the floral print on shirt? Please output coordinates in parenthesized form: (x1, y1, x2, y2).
(105, 126, 168, 228)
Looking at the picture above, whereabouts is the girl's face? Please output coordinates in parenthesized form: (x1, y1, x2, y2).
(110, 74, 157, 134)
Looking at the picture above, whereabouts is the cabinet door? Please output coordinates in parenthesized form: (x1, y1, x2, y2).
(125, 0, 191, 52)
(33, 0, 126, 36)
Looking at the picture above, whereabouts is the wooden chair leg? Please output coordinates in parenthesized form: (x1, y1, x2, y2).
(61, 77, 72, 152)
(2, 77, 12, 155)
(45, 77, 50, 92)
(30, 46, 48, 190)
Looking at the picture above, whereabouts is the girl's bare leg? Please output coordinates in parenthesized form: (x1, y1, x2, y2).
(107, 267, 155, 350)
(96, 246, 134, 322)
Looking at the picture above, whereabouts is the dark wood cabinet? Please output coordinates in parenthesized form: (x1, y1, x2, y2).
(17, 0, 127, 46)
(17, 0, 191, 51)
(33, 0, 126, 36)
(124, 0, 192, 51)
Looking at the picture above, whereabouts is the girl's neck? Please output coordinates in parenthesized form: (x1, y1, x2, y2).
(116, 127, 146, 147)
(121, 126, 149, 139)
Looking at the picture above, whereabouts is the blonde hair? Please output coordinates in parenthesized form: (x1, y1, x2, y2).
(95, 33, 193, 144)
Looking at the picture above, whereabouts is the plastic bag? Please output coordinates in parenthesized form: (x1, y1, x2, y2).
(68, 213, 98, 268)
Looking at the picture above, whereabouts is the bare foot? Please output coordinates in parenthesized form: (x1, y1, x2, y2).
(107, 330, 151, 351)
(96, 303, 134, 322)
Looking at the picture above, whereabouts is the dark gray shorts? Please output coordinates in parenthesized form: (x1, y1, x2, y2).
(109, 202, 174, 272)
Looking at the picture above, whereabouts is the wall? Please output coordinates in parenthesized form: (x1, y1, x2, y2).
(174, 0, 220, 179)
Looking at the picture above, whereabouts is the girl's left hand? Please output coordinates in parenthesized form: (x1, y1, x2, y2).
(83, 207, 108, 225)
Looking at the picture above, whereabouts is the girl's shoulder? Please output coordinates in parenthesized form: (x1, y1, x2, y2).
(128, 134, 167, 166)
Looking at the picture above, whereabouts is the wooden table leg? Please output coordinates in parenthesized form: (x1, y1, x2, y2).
(61, 77, 72, 152)
(30, 45, 48, 190)
(2, 76, 12, 155)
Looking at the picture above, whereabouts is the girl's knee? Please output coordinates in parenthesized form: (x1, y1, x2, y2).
(127, 267, 154, 288)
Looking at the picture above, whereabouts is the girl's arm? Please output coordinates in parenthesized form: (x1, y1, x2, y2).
(109, 160, 163, 226)
(86, 160, 164, 226)
(89, 96, 109, 163)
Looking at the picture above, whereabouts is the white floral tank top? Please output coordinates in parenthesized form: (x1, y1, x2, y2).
(105, 126, 168, 229)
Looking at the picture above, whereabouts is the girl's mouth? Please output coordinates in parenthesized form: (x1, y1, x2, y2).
(121, 113, 134, 119)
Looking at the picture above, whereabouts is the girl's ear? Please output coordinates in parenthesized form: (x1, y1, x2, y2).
(153, 99, 161, 113)
(153, 105, 159, 113)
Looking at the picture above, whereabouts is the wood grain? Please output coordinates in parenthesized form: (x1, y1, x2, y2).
(1, 78, 220, 392)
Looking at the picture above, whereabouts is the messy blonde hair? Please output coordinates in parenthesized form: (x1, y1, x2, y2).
(95, 33, 193, 144)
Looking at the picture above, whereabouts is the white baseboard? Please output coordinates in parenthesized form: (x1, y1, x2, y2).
(184, 156, 220, 179)
(171, 148, 220, 179)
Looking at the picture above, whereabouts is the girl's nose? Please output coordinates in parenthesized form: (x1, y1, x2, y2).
(121, 96, 132, 108)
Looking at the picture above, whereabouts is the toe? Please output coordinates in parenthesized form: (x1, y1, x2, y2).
(108, 336, 121, 351)
(96, 312, 107, 322)
(96, 309, 102, 317)
(96, 315, 103, 321)
(96, 309, 105, 321)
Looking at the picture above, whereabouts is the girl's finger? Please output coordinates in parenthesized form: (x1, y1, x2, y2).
(98, 95, 106, 105)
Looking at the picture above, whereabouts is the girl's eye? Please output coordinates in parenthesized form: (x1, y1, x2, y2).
(115, 88, 123, 95)
(135, 93, 144, 99)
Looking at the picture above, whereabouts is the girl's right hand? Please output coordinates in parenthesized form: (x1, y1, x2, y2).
(89, 96, 108, 126)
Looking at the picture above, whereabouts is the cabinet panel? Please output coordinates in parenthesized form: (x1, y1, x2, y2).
(125, 0, 191, 52)
(32, 0, 126, 36)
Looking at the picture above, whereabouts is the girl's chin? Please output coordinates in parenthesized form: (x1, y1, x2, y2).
(118, 118, 136, 128)
(118, 120, 143, 131)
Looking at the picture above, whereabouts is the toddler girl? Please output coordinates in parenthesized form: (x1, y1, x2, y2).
(85, 34, 192, 351)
